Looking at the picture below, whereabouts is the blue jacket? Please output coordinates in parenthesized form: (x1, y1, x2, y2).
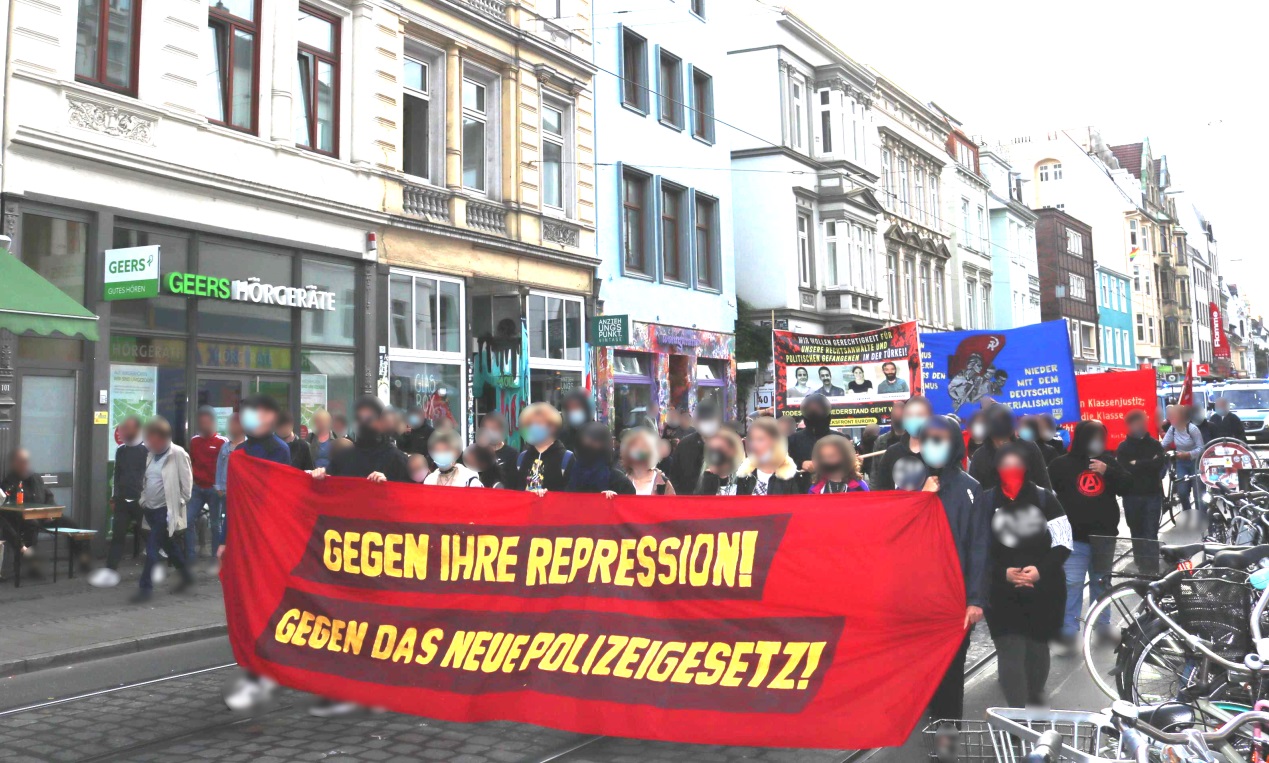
(218, 434, 293, 548)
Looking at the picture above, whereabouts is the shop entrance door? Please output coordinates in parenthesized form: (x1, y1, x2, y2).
(17, 372, 77, 507)
(197, 375, 292, 433)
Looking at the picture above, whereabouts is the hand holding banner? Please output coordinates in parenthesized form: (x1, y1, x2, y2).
(223, 454, 968, 749)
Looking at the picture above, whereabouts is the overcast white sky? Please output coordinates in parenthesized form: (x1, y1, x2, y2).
(784, 0, 1264, 313)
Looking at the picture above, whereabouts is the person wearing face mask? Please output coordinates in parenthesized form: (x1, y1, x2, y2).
(1039, 414, 1067, 457)
(620, 428, 675, 495)
(399, 407, 434, 458)
(967, 404, 1052, 491)
(696, 429, 745, 495)
(964, 409, 988, 462)
(405, 453, 431, 484)
(807, 435, 868, 494)
(558, 389, 595, 455)
(735, 417, 804, 495)
(917, 415, 990, 721)
(463, 444, 505, 489)
(1192, 403, 1216, 445)
(565, 422, 634, 496)
(668, 400, 722, 495)
(1116, 409, 1167, 572)
(511, 403, 575, 494)
(874, 396, 936, 491)
(423, 430, 483, 488)
(476, 413, 518, 483)
(868, 400, 906, 484)
(789, 392, 833, 472)
(1018, 416, 1060, 465)
(313, 396, 410, 484)
(1210, 397, 1247, 442)
(1048, 419, 1128, 653)
(984, 446, 1072, 708)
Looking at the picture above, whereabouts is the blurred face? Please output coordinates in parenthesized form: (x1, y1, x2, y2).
(707, 434, 737, 466)
(747, 426, 775, 459)
(276, 420, 294, 440)
(406, 454, 428, 483)
(313, 412, 331, 434)
(1217, 399, 1230, 414)
(891, 402, 905, 422)
(999, 452, 1026, 473)
(197, 412, 215, 435)
(1127, 414, 1147, 437)
(10, 449, 30, 478)
(120, 418, 141, 443)
(778, 417, 797, 437)
(144, 428, 170, 453)
(818, 445, 847, 478)
(1168, 406, 1184, 426)
(333, 416, 348, 434)
(227, 415, 244, 440)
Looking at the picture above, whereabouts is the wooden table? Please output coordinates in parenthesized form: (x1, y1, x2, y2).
(0, 504, 65, 587)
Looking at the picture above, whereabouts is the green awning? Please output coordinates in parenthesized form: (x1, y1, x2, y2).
(0, 250, 98, 340)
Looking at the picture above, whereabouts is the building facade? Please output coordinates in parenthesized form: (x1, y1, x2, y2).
(1035, 209, 1098, 369)
(375, 0, 599, 440)
(594, 0, 736, 429)
(979, 146, 1039, 329)
(1095, 267, 1135, 369)
(725, 6, 885, 338)
(937, 115, 994, 330)
(0, 0, 413, 530)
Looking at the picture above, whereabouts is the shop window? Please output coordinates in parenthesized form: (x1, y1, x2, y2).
(301, 350, 355, 430)
(75, 0, 141, 95)
(696, 358, 727, 412)
(108, 335, 190, 452)
(20, 213, 88, 305)
(388, 360, 461, 434)
(204, 0, 260, 132)
(301, 258, 356, 347)
(294, 5, 339, 155)
(198, 240, 292, 342)
(18, 336, 83, 363)
(529, 293, 582, 361)
(530, 369, 581, 408)
(613, 351, 655, 435)
(388, 271, 462, 353)
(112, 226, 189, 332)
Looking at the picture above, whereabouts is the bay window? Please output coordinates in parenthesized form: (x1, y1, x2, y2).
(205, 0, 260, 132)
(294, 6, 338, 155)
(76, 0, 141, 95)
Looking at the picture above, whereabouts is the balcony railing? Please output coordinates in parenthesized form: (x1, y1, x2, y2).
(403, 185, 450, 223)
(466, 199, 507, 234)
(461, 0, 507, 20)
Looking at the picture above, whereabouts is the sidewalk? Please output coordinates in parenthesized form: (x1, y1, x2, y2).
(0, 553, 227, 676)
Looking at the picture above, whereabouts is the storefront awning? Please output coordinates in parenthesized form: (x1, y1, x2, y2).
(0, 251, 98, 340)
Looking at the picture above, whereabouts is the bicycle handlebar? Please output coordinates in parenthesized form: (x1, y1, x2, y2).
(1113, 704, 1269, 747)
(1024, 730, 1064, 763)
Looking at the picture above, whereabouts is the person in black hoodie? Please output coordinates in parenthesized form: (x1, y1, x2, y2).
(1210, 397, 1247, 442)
(276, 412, 316, 472)
(566, 422, 635, 496)
(968, 405, 1052, 491)
(1115, 410, 1168, 572)
(696, 428, 745, 496)
(399, 407, 434, 458)
(317, 396, 410, 483)
(558, 389, 594, 454)
(788, 392, 833, 472)
(1049, 419, 1128, 652)
(734, 416, 804, 495)
(510, 403, 575, 493)
(1019, 416, 1061, 464)
(667, 400, 721, 495)
(476, 412, 518, 485)
(874, 396, 935, 491)
(985, 443, 1072, 707)
(1193, 404, 1217, 445)
(917, 415, 992, 722)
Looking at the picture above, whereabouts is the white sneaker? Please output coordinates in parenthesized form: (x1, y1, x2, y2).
(88, 568, 121, 588)
(224, 675, 277, 711)
(151, 565, 166, 585)
(308, 699, 361, 717)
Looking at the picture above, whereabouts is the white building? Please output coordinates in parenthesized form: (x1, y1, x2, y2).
(933, 108, 994, 330)
(1176, 202, 1218, 366)
(594, 0, 738, 424)
(979, 146, 1040, 328)
(724, 6, 885, 335)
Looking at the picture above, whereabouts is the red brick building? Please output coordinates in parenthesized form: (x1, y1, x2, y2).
(1035, 208, 1099, 369)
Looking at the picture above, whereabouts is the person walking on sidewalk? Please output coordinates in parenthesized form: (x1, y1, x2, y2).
(1116, 410, 1168, 573)
(1162, 405, 1205, 514)
(89, 416, 147, 588)
(186, 406, 227, 563)
(134, 417, 195, 604)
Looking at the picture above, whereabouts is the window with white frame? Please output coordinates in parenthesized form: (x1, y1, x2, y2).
(620, 27, 648, 112)
(1052, 163, 1063, 180)
(919, 261, 931, 318)
(914, 167, 925, 223)
(960, 198, 970, 239)
(462, 65, 499, 194)
(541, 94, 573, 214)
(388, 269, 465, 432)
(1137, 313, 1144, 341)
(789, 77, 806, 151)
(903, 257, 916, 318)
(1069, 321, 1080, 355)
(825, 220, 840, 286)
(1069, 273, 1086, 301)
(690, 67, 714, 142)
(1039, 164, 1051, 182)
(660, 182, 687, 283)
(403, 49, 444, 183)
(817, 89, 833, 154)
(694, 193, 720, 290)
(898, 158, 910, 214)
(934, 266, 946, 323)
(529, 292, 583, 363)
(621, 167, 652, 276)
(797, 212, 812, 288)
(1065, 227, 1083, 256)
(657, 49, 684, 129)
(965, 277, 978, 329)
(929, 178, 939, 227)
(981, 283, 991, 327)
(886, 252, 898, 313)
(976, 206, 985, 250)
(1101, 274, 1109, 306)
(881, 149, 893, 200)
(1080, 323, 1096, 357)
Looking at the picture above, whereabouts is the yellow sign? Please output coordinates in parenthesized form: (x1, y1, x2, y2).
(93, 411, 109, 425)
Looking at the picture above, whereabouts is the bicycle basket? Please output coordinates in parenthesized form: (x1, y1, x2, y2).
(1173, 567, 1252, 659)
(923, 720, 996, 762)
(984, 708, 1130, 762)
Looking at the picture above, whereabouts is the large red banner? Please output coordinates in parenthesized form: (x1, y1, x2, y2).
(1063, 368, 1159, 449)
(223, 454, 967, 749)
(1211, 301, 1231, 359)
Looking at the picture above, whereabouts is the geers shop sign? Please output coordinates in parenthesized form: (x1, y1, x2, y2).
(103, 246, 337, 312)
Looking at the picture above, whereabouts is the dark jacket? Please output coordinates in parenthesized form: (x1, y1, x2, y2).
(2, 472, 54, 505)
(1196, 419, 1217, 446)
(1211, 412, 1246, 442)
(329, 433, 410, 482)
(667, 430, 707, 495)
(733, 454, 805, 496)
(869, 427, 904, 483)
(928, 419, 991, 610)
(558, 389, 595, 455)
(113, 441, 148, 502)
(398, 425, 434, 457)
(1035, 438, 1064, 465)
(968, 438, 1053, 492)
(493, 443, 519, 486)
(985, 480, 1071, 640)
(285, 437, 315, 472)
(510, 439, 575, 492)
(696, 470, 740, 496)
(1048, 422, 1129, 542)
(873, 436, 924, 491)
(1116, 432, 1168, 495)
(566, 458, 636, 495)
(788, 426, 831, 470)
(239, 434, 293, 466)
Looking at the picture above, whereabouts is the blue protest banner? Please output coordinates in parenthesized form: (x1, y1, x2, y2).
(919, 320, 1079, 423)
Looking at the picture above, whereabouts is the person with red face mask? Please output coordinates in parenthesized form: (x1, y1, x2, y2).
(985, 445, 1072, 708)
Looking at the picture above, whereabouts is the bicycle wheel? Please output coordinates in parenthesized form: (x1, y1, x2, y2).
(1127, 620, 1197, 705)
(1082, 582, 1152, 701)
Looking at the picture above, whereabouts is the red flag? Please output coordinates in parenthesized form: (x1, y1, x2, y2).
(1178, 360, 1194, 407)
(223, 454, 967, 750)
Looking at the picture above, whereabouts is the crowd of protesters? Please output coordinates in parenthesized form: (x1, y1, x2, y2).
(0, 380, 1215, 719)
